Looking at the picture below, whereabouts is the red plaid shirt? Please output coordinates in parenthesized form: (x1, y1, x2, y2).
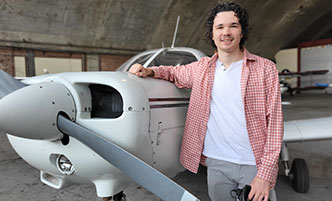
(152, 49, 283, 189)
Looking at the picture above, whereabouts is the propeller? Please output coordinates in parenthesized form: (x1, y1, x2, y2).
(0, 78, 76, 140)
(57, 114, 199, 201)
(0, 70, 25, 99)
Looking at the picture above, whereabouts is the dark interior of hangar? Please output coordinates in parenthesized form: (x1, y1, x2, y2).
(0, 0, 331, 76)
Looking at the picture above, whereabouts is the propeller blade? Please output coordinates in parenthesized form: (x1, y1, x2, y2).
(0, 70, 25, 99)
(57, 114, 200, 201)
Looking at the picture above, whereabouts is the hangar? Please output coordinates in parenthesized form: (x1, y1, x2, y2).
(0, 0, 332, 201)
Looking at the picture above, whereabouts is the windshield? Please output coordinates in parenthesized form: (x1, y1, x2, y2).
(116, 52, 154, 72)
(117, 48, 201, 72)
(147, 51, 197, 67)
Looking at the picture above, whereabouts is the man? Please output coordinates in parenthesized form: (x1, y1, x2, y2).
(129, 2, 283, 201)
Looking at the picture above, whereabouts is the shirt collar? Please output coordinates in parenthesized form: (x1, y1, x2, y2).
(243, 48, 256, 63)
(210, 48, 256, 62)
(209, 48, 256, 67)
(207, 53, 219, 68)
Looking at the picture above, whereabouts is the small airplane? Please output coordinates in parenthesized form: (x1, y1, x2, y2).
(0, 46, 329, 200)
(279, 68, 330, 95)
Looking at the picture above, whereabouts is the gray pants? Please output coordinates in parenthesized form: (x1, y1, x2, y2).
(206, 157, 277, 201)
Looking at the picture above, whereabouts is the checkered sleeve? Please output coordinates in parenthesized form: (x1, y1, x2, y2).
(150, 59, 204, 88)
(256, 60, 284, 188)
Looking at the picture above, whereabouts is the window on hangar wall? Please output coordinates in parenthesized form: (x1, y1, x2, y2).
(13, 51, 84, 77)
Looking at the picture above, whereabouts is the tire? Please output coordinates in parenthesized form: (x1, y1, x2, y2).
(113, 191, 127, 201)
(290, 158, 310, 193)
(290, 89, 296, 96)
(281, 69, 290, 74)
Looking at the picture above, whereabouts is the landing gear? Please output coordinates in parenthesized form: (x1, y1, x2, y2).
(289, 158, 310, 193)
(280, 143, 310, 193)
(103, 191, 127, 201)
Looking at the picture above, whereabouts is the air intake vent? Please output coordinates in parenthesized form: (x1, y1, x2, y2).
(89, 84, 123, 118)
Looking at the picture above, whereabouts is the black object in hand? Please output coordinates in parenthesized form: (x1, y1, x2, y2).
(230, 185, 270, 201)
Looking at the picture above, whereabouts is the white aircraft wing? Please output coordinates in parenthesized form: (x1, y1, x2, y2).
(284, 117, 332, 142)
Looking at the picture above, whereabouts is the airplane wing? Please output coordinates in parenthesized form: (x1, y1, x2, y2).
(279, 69, 329, 77)
(284, 117, 332, 142)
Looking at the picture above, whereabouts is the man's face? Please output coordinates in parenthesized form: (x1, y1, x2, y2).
(212, 11, 243, 54)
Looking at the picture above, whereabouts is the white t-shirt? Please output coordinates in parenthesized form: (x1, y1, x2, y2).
(203, 59, 256, 165)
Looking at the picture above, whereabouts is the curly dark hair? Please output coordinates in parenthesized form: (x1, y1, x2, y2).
(205, 2, 249, 49)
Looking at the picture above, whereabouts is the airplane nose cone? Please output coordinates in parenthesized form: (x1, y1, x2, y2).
(0, 82, 76, 140)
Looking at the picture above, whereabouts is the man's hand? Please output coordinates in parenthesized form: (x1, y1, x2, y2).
(248, 177, 270, 201)
(128, 63, 154, 77)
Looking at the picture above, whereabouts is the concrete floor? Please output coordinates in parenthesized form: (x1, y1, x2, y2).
(1, 92, 332, 201)
(1, 155, 332, 201)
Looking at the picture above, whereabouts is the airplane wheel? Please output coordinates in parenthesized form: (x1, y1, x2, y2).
(113, 191, 127, 201)
(290, 158, 310, 193)
(102, 191, 127, 201)
(290, 89, 297, 96)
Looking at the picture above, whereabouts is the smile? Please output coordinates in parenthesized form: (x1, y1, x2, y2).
(221, 37, 234, 42)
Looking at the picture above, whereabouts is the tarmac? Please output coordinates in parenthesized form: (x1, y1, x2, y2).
(1, 92, 332, 201)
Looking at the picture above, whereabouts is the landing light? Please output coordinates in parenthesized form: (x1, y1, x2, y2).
(56, 155, 75, 175)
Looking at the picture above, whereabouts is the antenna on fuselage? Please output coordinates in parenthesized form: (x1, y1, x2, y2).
(171, 16, 180, 48)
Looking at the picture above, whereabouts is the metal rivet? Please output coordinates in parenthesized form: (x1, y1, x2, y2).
(128, 106, 133, 111)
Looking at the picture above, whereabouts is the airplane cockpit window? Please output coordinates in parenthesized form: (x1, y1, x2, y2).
(118, 53, 154, 72)
(147, 51, 197, 67)
(131, 53, 154, 66)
